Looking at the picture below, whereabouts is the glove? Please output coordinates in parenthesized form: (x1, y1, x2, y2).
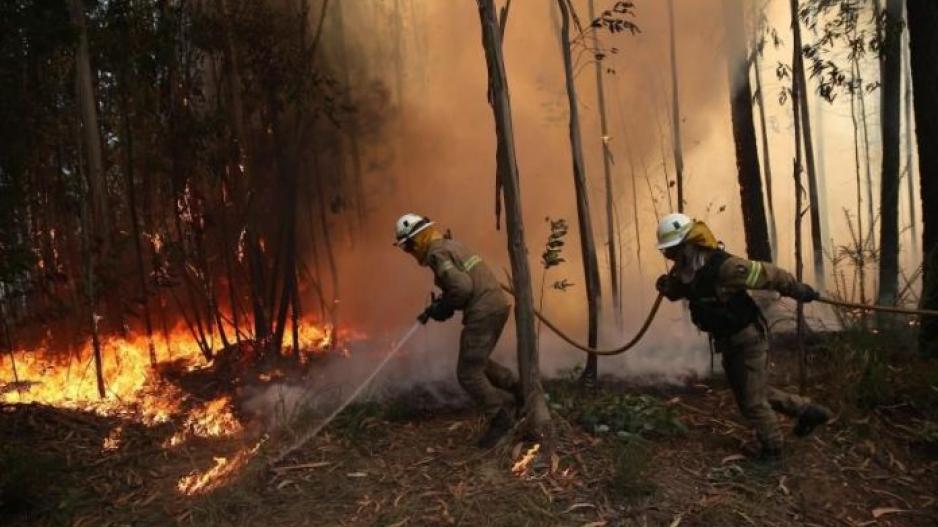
(790, 282, 819, 303)
(418, 298, 454, 324)
(655, 274, 684, 301)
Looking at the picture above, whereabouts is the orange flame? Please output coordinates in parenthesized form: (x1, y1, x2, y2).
(176, 439, 265, 495)
(511, 443, 541, 476)
(167, 396, 243, 447)
(0, 318, 359, 422)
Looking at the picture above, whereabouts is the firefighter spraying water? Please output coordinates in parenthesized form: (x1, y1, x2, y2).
(395, 213, 521, 448)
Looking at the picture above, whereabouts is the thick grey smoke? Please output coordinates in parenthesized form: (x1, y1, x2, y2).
(278, 0, 920, 410)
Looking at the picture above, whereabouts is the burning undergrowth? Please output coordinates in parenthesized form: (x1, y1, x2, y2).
(0, 318, 368, 499)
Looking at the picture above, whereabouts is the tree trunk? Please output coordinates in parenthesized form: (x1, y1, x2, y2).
(69, 0, 109, 244)
(752, 42, 779, 260)
(813, 92, 832, 270)
(858, 65, 877, 251)
(70, 0, 106, 399)
(907, 0, 938, 357)
(627, 142, 643, 278)
(850, 59, 868, 307)
(667, 0, 685, 212)
(333, 0, 367, 226)
(79, 163, 106, 399)
(119, 73, 157, 367)
(789, 0, 808, 393)
(557, 0, 602, 384)
(313, 149, 340, 343)
(903, 6, 918, 260)
(588, 0, 620, 320)
(722, 0, 772, 261)
(792, 10, 826, 290)
(876, 0, 904, 316)
(475, 0, 550, 432)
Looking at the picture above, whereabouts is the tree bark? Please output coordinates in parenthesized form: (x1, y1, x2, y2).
(722, 0, 772, 262)
(789, 0, 808, 393)
(876, 0, 904, 315)
(557, 0, 602, 384)
(588, 0, 620, 319)
(475, 0, 550, 432)
(792, 9, 826, 290)
(752, 40, 779, 260)
(903, 6, 918, 260)
(907, 0, 938, 357)
(667, 0, 685, 212)
(119, 70, 157, 367)
(69, 0, 109, 244)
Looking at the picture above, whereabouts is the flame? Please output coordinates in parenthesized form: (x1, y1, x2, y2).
(176, 439, 265, 495)
(167, 396, 243, 447)
(1, 316, 359, 494)
(511, 443, 541, 476)
(0, 317, 359, 427)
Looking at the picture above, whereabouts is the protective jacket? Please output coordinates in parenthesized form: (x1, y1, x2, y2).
(667, 249, 800, 338)
(423, 238, 510, 323)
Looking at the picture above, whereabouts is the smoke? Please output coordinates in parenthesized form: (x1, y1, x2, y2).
(289, 0, 920, 400)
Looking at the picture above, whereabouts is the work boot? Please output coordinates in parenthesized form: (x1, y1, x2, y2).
(477, 408, 514, 449)
(794, 404, 832, 437)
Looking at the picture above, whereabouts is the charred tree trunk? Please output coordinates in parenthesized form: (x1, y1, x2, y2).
(876, 0, 904, 316)
(558, 0, 602, 384)
(666, 0, 685, 212)
(907, 0, 938, 357)
(219, 0, 268, 342)
(313, 149, 340, 343)
(119, 72, 157, 367)
(588, 0, 620, 320)
(270, 109, 298, 355)
(723, 0, 772, 261)
(475, 0, 551, 432)
(753, 42, 779, 260)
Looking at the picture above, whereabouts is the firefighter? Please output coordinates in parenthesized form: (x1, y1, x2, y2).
(395, 213, 519, 448)
(654, 212, 832, 459)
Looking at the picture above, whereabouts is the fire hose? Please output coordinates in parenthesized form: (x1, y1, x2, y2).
(267, 288, 938, 465)
(499, 283, 938, 356)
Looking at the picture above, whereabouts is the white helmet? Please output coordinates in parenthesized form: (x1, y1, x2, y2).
(395, 213, 434, 246)
(656, 212, 693, 250)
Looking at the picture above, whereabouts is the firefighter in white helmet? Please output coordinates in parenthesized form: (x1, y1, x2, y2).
(654, 212, 831, 460)
(395, 213, 519, 448)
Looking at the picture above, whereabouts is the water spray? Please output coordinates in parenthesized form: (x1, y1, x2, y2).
(268, 321, 423, 466)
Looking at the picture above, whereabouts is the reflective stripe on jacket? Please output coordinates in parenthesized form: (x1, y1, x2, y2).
(425, 238, 510, 323)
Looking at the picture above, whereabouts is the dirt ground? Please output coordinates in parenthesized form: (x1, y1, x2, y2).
(2, 338, 938, 527)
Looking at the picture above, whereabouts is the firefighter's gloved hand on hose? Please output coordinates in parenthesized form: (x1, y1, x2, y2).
(418, 297, 454, 324)
(655, 274, 684, 301)
(790, 283, 819, 303)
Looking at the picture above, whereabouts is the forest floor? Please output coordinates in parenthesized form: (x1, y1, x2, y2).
(2, 331, 938, 527)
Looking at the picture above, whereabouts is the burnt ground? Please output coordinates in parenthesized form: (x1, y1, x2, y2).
(2, 332, 937, 527)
